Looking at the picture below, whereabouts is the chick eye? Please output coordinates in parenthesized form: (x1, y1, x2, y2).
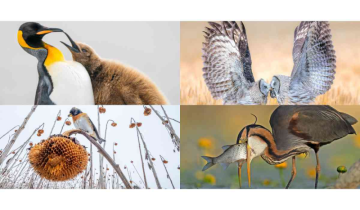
(82, 48, 88, 53)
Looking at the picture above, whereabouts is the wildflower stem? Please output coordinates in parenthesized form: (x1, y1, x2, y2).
(63, 129, 132, 189)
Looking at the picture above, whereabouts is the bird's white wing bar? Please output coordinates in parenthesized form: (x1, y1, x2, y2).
(202, 21, 255, 104)
(289, 21, 336, 104)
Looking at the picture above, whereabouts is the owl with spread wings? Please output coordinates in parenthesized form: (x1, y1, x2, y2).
(202, 21, 270, 105)
(270, 21, 336, 104)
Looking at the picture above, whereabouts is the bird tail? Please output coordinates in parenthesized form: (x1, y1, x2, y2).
(91, 133, 106, 144)
(201, 156, 215, 171)
(97, 137, 106, 144)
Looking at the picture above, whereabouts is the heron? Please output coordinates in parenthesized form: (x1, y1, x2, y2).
(237, 105, 357, 189)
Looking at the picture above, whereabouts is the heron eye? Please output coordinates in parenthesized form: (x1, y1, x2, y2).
(82, 48, 88, 53)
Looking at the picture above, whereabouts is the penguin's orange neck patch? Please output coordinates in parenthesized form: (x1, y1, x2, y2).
(43, 43, 65, 67)
(17, 30, 65, 67)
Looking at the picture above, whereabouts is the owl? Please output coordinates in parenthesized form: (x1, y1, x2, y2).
(202, 21, 270, 105)
(270, 21, 336, 104)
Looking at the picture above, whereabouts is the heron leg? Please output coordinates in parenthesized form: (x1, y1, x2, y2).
(315, 149, 321, 189)
(285, 156, 297, 189)
(238, 160, 244, 189)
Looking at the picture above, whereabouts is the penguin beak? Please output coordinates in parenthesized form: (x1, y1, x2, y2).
(36, 27, 63, 35)
(60, 32, 80, 53)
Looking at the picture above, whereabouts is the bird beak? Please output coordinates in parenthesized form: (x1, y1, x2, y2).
(246, 143, 252, 188)
(36, 27, 63, 35)
(60, 32, 81, 53)
(238, 160, 244, 189)
(68, 114, 72, 117)
(270, 88, 276, 98)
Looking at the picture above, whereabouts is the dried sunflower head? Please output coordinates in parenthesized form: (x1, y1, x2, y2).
(28, 134, 88, 181)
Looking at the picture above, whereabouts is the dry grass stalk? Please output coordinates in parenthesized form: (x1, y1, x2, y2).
(63, 129, 132, 189)
(149, 105, 180, 151)
(159, 155, 175, 189)
(131, 118, 149, 189)
(134, 123, 162, 189)
(0, 106, 37, 166)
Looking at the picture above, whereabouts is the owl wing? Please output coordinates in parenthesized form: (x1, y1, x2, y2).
(289, 21, 336, 104)
(202, 21, 255, 104)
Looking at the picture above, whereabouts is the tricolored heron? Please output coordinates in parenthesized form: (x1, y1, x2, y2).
(237, 105, 357, 189)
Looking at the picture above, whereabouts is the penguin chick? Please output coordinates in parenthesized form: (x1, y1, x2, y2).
(62, 42, 168, 105)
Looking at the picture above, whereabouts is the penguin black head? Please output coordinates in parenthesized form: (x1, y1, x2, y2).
(68, 107, 83, 117)
(18, 22, 63, 49)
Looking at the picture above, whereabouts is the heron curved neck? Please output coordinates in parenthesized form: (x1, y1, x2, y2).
(248, 128, 301, 164)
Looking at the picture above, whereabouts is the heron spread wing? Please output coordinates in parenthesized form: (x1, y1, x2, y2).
(289, 21, 336, 104)
(202, 21, 255, 103)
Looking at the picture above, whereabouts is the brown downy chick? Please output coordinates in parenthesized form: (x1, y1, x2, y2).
(63, 42, 168, 105)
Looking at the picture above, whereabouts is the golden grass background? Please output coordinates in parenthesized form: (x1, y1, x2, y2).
(181, 21, 360, 105)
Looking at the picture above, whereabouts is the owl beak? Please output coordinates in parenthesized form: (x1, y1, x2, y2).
(270, 88, 276, 98)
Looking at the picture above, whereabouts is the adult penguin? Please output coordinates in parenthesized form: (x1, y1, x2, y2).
(18, 22, 94, 105)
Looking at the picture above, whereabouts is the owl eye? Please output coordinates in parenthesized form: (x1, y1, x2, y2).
(82, 48, 88, 53)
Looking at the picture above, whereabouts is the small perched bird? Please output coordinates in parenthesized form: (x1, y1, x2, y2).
(61, 42, 168, 105)
(68, 107, 105, 144)
(236, 106, 357, 189)
(202, 21, 270, 105)
(270, 21, 336, 104)
(18, 22, 95, 105)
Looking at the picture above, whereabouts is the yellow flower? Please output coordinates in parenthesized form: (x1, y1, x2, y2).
(306, 168, 316, 179)
(298, 153, 307, 159)
(198, 138, 213, 149)
(203, 174, 216, 185)
(354, 135, 360, 148)
(195, 171, 205, 180)
(275, 162, 287, 169)
(262, 179, 271, 186)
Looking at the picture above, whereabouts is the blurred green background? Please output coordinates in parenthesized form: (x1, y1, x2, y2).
(180, 106, 360, 189)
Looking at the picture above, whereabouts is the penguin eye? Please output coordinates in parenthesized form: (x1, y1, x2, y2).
(82, 48, 88, 53)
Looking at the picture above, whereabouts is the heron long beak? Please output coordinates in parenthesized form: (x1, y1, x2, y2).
(238, 160, 244, 189)
(36, 27, 63, 35)
(246, 144, 251, 188)
(60, 32, 80, 53)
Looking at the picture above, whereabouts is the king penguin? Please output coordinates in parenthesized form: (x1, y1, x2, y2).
(18, 22, 95, 105)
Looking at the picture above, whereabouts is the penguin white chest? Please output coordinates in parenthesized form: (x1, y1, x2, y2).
(47, 61, 95, 105)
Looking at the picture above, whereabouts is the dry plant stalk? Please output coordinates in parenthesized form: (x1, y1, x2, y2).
(63, 129, 132, 189)
(149, 105, 180, 151)
(135, 124, 162, 189)
(160, 155, 175, 189)
(0, 106, 37, 166)
(131, 118, 148, 189)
